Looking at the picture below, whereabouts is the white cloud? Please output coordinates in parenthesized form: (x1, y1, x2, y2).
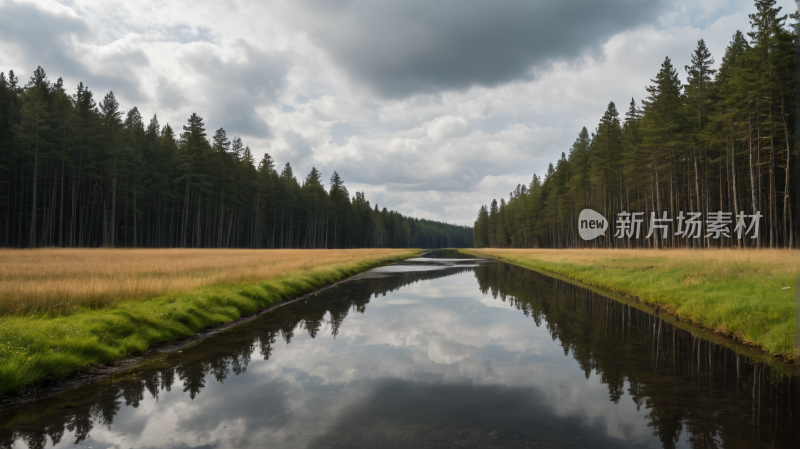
(1, 0, 794, 225)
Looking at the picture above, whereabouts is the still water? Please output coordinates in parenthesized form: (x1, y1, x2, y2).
(1, 252, 796, 448)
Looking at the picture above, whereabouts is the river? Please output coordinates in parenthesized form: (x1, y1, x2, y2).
(0, 251, 796, 448)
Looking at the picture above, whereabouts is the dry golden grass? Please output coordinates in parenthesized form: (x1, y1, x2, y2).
(467, 247, 798, 271)
(0, 248, 416, 315)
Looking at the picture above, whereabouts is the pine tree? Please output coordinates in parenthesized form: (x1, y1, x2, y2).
(746, 0, 791, 247)
(473, 0, 794, 249)
(685, 39, 717, 132)
(329, 171, 349, 248)
(488, 199, 498, 247)
(473, 204, 489, 247)
(15, 67, 53, 247)
(124, 107, 145, 247)
(99, 91, 123, 247)
(593, 101, 623, 237)
(641, 57, 684, 247)
(621, 98, 644, 243)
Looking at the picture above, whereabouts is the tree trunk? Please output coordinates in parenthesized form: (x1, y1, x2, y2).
(196, 181, 202, 248)
(703, 144, 709, 248)
(795, 30, 800, 248)
(110, 170, 117, 248)
(272, 200, 277, 248)
(226, 209, 234, 247)
(669, 151, 675, 248)
(748, 115, 758, 248)
(768, 104, 775, 247)
(30, 135, 39, 248)
(625, 178, 631, 248)
(218, 174, 225, 247)
(59, 159, 64, 247)
(70, 151, 79, 247)
(182, 177, 190, 247)
(49, 169, 57, 247)
(647, 181, 653, 249)
(756, 116, 762, 248)
(654, 156, 661, 248)
(779, 96, 792, 248)
(719, 160, 724, 247)
(691, 148, 700, 222)
(255, 190, 260, 248)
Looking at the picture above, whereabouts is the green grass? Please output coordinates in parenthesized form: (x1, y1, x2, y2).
(463, 248, 797, 360)
(0, 250, 417, 394)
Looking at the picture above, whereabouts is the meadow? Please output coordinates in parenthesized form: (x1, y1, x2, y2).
(0, 248, 418, 393)
(463, 248, 798, 359)
(0, 248, 419, 315)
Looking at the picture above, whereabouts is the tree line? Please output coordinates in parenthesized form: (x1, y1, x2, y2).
(474, 0, 797, 249)
(0, 69, 472, 249)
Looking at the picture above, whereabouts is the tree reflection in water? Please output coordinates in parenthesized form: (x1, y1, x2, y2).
(472, 262, 796, 448)
(0, 267, 474, 449)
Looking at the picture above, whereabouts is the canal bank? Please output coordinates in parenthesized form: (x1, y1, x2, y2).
(0, 249, 419, 395)
(462, 248, 797, 361)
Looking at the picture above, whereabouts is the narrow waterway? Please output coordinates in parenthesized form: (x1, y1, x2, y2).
(1, 252, 796, 448)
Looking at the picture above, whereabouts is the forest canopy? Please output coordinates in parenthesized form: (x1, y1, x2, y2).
(0, 69, 472, 249)
(474, 0, 798, 249)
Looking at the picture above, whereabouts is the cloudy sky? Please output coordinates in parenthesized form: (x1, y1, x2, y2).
(0, 0, 795, 226)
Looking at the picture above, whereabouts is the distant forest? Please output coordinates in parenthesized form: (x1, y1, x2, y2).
(0, 72, 472, 249)
(474, 0, 797, 249)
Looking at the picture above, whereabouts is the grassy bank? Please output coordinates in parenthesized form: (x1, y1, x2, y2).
(0, 249, 418, 394)
(463, 248, 797, 359)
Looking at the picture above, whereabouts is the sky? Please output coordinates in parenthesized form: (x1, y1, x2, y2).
(0, 0, 796, 226)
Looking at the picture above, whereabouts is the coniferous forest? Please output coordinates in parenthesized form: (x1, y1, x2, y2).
(0, 70, 472, 249)
(474, 1, 798, 249)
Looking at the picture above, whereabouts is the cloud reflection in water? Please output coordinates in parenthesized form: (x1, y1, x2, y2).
(1, 262, 795, 449)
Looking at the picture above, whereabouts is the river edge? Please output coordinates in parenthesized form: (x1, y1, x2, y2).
(0, 250, 420, 402)
(2, 254, 797, 449)
(460, 249, 797, 373)
(3, 249, 793, 411)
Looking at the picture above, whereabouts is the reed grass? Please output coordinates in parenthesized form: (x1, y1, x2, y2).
(0, 248, 418, 393)
(0, 248, 414, 316)
(463, 248, 798, 359)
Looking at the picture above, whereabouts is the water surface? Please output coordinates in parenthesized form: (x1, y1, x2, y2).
(1, 253, 796, 448)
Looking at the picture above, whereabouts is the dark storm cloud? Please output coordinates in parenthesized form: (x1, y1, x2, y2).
(293, 0, 666, 97)
(180, 40, 288, 138)
(0, 1, 147, 103)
